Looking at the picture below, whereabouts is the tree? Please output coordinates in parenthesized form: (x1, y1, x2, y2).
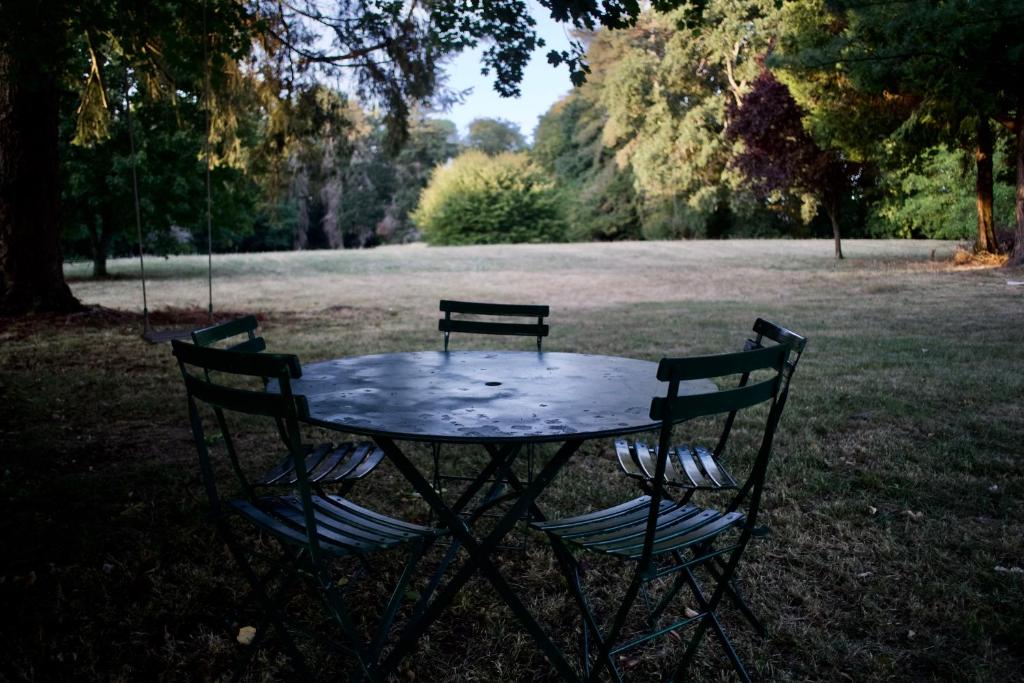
(466, 118, 527, 155)
(774, 0, 1024, 256)
(726, 71, 859, 258)
(3, 0, 664, 313)
(0, 0, 249, 312)
(867, 144, 1016, 240)
(61, 55, 257, 276)
(413, 151, 565, 245)
(532, 90, 642, 241)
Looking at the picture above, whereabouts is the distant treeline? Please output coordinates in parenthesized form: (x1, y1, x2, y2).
(61, 1, 1022, 275)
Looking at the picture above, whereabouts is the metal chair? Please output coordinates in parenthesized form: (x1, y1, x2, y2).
(613, 318, 806, 636)
(533, 342, 799, 681)
(191, 316, 384, 495)
(171, 340, 445, 680)
(438, 299, 549, 352)
(434, 300, 550, 530)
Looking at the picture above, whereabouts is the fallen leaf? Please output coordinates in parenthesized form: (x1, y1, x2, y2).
(237, 626, 257, 646)
(867, 506, 878, 515)
(684, 607, 700, 619)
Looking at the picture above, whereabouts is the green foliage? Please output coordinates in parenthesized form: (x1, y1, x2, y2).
(60, 55, 257, 271)
(413, 151, 565, 245)
(465, 118, 526, 155)
(533, 1, 787, 241)
(869, 146, 1016, 239)
(533, 94, 642, 241)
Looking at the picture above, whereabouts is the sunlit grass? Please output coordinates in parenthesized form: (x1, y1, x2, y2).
(1, 239, 1021, 680)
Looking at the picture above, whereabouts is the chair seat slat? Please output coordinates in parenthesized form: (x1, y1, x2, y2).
(303, 496, 426, 541)
(313, 495, 438, 536)
(347, 443, 385, 479)
(615, 440, 645, 478)
(557, 500, 689, 540)
(695, 446, 730, 487)
(535, 497, 744, 560)
(269, 499, 388, 552)
(675, 445, 707, 487)
(533, 496, 654, 532)
(641, 511, 744, 558)
(305, 443, 352, 482)
(230, 499, 357, 557)
(569, 504, 705, 548)
(634, 442, 656, 479)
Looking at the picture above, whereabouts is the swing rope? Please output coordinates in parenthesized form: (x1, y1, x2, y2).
(203, 0, 213, 322)
(126, 69, 150, 334)
(128, 0, 215, 341)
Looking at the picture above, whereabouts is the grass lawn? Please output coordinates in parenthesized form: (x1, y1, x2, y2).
(2, 239, 1022, 681)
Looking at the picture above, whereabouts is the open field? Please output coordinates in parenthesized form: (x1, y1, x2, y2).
(3, 239, 1023, 681)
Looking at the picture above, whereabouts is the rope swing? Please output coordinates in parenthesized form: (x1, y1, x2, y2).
(130, 0, 215, 343)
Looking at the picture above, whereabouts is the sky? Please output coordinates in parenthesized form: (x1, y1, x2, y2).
(440, 3, 577, 142)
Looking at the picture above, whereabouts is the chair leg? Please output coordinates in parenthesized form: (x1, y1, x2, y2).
(220, 528, 316, 681)
(673, 538, 750, 682)
(319, 575, 379, 682)
(681, 566, 751, 683)
(708, 556, 768, 637)
(547, 534, 608, 679)
(368, 538, 430, 660)
(585, 569, 646, 683)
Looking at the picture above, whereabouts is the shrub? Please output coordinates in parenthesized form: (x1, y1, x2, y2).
(413, 150, 566, 245)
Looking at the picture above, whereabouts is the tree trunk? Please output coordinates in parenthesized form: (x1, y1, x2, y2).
(974, 117, 999, 254)
(0, 46, 80, 313)
(1011, 107, 1024, 266)
(824, 195, 844, 259)
(89, 216, 111, 278)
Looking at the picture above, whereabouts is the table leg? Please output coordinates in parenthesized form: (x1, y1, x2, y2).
(373, 436, 584, 682)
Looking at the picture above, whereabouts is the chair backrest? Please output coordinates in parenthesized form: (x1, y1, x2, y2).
(172, 339, 309, 501)
(438, 300, 550, 351)
(716, 319, 807, 456)
(750, 318, 806, 392)
(646, 344, 792, 551)
(191, 315, 267, 353)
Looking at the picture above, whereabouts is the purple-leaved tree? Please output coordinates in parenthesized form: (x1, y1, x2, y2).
(726, 70, 859, 259)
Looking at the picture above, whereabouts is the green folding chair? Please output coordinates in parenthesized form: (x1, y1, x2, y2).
(190, 316, 384, 496)
(433, 300, 550, 528)
(172, 340, 445, 680)
(534, 342, 799, 681)
(438, 299, 550, 352)
(613, 318, 806, 636)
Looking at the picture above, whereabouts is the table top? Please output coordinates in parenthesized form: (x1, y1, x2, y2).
(290, 351, 716, 444)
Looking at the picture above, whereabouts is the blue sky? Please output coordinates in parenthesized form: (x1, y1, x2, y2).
(440, 4, 576, 142)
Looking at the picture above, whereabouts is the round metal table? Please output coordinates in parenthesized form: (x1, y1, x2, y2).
(291, 351, 714, 443)
(289, 350, 716, 682)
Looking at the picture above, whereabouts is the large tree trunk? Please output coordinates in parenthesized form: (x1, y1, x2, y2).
(974, 118, 999, 254)
(0, 47, 80, 313)
(1011, 107, 1024, 266)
